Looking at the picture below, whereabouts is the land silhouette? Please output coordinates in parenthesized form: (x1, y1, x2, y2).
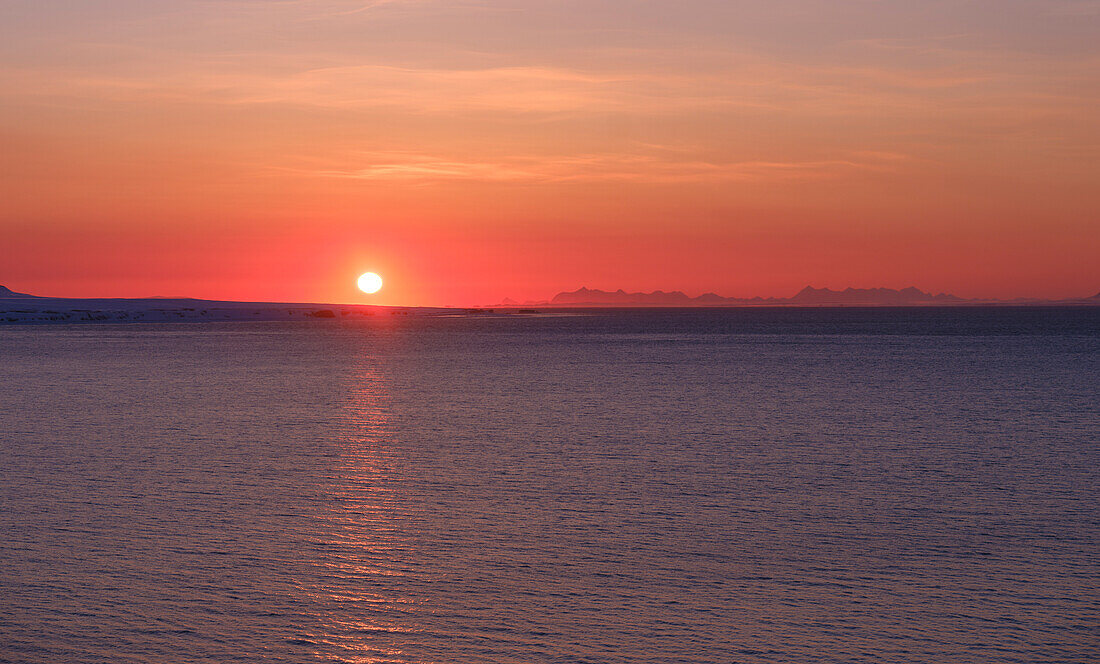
(2, 284, 1098, 325)
(548, 285, 961, 306)
(0, 285, 438, 324)
(504, 285, 1100, 307)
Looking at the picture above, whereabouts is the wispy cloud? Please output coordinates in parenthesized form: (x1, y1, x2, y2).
(1, 0, 1096, 191)
(6, 49, 1094, 119)
(275, 149, 906, 184)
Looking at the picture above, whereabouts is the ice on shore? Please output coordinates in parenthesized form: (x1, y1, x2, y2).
(0, 295, 434, 325)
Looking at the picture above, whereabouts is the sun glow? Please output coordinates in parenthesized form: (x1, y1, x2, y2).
(357, 272, 383, 294)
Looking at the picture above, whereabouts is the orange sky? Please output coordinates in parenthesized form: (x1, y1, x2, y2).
(1, 0, 1098, 305)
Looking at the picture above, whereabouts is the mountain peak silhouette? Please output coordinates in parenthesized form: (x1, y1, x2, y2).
(0, 285, 35, 298)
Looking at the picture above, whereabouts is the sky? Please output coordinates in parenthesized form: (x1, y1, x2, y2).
(1, 0, 1098, 305)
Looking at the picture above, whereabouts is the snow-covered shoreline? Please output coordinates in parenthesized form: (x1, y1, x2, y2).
(0, 296, 447, 325)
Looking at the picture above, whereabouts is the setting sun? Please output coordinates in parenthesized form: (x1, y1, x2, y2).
(357, 272, 383, 294)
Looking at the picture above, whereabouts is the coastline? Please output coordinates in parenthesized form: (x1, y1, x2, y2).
(3, 295, 1097, 326)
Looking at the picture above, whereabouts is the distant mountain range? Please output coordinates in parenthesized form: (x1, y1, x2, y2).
(498, 285, 1100, 307)
(3, 283, 1099, 321)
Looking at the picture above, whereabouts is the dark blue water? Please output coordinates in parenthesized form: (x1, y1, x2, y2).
(1, 308, 1098, 663)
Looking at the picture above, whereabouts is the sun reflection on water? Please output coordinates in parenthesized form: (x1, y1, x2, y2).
(305, 366, 425, 664)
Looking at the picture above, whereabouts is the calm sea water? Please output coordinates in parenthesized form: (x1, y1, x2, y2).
(1, 308, 1098, 663)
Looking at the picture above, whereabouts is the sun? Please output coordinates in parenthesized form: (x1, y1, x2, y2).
(357, 272, 383, 294)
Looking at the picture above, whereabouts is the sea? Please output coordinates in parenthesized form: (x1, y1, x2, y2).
(1, 307, 1098, 663)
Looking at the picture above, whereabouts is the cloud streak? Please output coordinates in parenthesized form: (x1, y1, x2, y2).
(279, 150, 905, 184)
